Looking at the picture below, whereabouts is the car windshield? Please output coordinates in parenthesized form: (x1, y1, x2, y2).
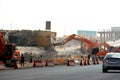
(105, 53, 120, 58)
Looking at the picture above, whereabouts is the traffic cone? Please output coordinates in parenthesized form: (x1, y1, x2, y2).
(67, 60, 69, 66)
(46, 59, 55, 67)
(80, 60, 83, 66)
(14, 61, 21, 69)
(96, 59, 99, 64)
(33, 60, 36, 67)
(93, 60, 96, 65)
(67, 59, 75, 66)
(87, 59, 90, 65)
(0, 61, 5, 70)
(84, 60, 87, 65)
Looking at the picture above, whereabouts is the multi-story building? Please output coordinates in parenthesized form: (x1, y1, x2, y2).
(1, 30, 56, 48)
(98, 27, 120, 42)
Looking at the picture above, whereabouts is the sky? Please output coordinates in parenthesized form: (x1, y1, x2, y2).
(0, 0, 120, 37)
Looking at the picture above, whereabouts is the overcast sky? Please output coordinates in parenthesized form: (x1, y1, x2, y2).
(0, 0, 120, 37)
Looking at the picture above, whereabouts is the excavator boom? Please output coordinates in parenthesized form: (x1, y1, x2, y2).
(0, 32, 5, 57)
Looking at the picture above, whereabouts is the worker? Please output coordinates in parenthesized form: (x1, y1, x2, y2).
(11, 55, 17, 66)
(88, 54, 91, 60)
(20, 54, 25, 68)
(30, 53, 33, 63)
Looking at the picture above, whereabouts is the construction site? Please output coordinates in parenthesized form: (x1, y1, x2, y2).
(1, 21, 120, 68)
(1, 0, 120, 79)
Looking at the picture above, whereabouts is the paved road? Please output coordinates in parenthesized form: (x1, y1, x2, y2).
(0, 64, 120, 80)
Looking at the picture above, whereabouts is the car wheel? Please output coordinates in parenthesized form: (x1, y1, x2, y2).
(102, 68, 108, 73)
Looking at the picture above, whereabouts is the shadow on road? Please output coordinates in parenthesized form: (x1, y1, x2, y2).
(105, 70, 120, 73)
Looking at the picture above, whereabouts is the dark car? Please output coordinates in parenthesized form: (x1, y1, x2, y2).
(102, 52, 120, 72)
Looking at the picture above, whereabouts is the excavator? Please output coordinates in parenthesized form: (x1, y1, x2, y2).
(53, 34, 120, 57)
(0, 31, 20, 67)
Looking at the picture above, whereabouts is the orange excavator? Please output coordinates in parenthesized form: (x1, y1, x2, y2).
(53, 34, 120, 56)
(0, 31, 20, 66)
(53, 34, 99, 55)
(97, 41, 120, 56)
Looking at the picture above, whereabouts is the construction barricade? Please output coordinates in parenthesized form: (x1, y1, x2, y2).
(84, 59, 87, 65)
(0, 61, 5, 70)
(96, 58, 100, 64)
(93, 59, 96, 65)
(33, 60, 43, 67)
(80, 59, 91, 66)
(80, 60, 83, 66)
(14, 61, 21, 69)
(53, 58, 66, 65)
(87, 59, 90, 65)
(67, 59, 75, 66)
(33, 59, 55, 67)
(42, 60, 46, 66)
(45, 59, 55, 67)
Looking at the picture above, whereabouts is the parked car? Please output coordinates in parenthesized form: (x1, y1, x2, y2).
(74, 58, 80, 64)
(102, 52, 120, 72)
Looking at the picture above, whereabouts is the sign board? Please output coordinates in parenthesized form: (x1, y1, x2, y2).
(77, 30, 96, 37)
(46, 21, 51, 30)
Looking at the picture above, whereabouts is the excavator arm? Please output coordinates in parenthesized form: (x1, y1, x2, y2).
(53, 34, 76, 46)
(0, 32, 16, 61)
(73, 35, 95, 48)
(0, 32, 6, 57)
(53, 34, 95, 47)
(53, 34, 99, 55)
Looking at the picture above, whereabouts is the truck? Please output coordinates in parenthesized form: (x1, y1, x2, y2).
(0, 31, 20, 67)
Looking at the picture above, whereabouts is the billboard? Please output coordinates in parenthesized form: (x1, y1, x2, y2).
(77, 30, 96, 37)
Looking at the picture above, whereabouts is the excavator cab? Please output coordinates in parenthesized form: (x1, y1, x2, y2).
(5, 43, 16, 60)
(0, 31, 18, 67)
(91, 47, 99, 55)
(4, 43, 16, 67)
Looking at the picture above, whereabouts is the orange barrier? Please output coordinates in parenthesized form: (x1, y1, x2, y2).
(93, 60, 96, 65)
(53, 58, 66, 65)
(42, 60, 46, 66)
(45, 59, 55, 67)
(87, 59, 90, 65)
(84, 60, 87, 65)
(33, 60, 43, 67)
(0, 61, 5, 70)
(80, 59, 91, 66)
(80, 60, 83, 66)
(67, 59, 75, 66)
(14, 61, 21, 69)
(96, 59, 100, 64)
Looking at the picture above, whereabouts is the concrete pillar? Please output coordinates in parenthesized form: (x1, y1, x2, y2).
(111, 32, 114, 41)
(113, 32, 115, 41)
(100, 32, 102, 42)
(106, 31, 109, 41)
(109, 31, 112, 40)
(116, 32, 119, 40)
(114, 32, 117, 41)
(103, 31, 106, 42)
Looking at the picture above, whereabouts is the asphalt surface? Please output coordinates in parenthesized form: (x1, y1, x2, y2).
(0, 64, 120, 80)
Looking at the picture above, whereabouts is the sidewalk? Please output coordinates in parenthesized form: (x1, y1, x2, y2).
(3, 62, 34, 70)
(23, 62, 33, 68)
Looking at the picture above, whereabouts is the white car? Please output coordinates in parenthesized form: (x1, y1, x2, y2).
(74, 58, 80, 64)
(102, 52, 120, 72)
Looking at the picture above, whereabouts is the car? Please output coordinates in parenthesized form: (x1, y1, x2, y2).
(74, 58, 80, 64)
(102, 52, 120, 72)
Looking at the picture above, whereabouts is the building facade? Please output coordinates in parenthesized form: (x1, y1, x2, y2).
(98, 27, 120, 42)
(0, 30, 56, 48)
